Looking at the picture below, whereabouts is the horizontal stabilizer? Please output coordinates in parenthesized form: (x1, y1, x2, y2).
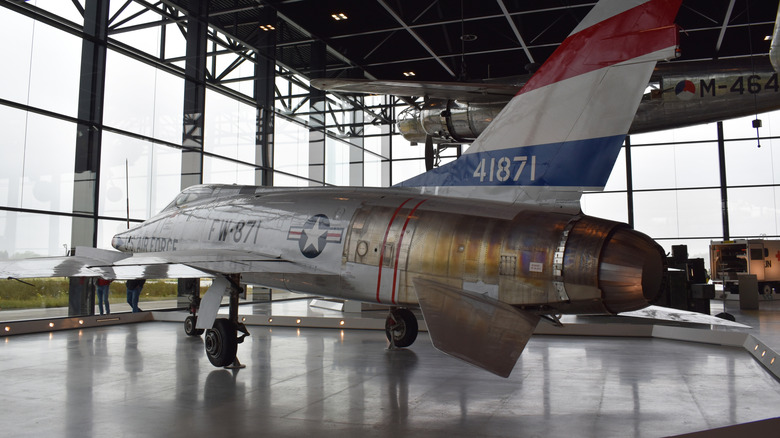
(413, 278, 540, 378)
(621, 305, 751, 328)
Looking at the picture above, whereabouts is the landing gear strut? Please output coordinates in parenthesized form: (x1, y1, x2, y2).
(184, 295, 204, 336)
(204, 275, 249, 368)
(385, 308, 418, 349)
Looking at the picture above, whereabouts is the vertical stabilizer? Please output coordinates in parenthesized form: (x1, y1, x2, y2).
(397, 0, 682, 209)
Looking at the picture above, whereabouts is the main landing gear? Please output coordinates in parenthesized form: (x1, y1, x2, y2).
(184, 275, 249, 368)
(385, 308, 418, 349)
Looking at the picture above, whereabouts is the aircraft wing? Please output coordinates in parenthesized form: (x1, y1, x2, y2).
(0, 247, 130, 279)
(0, 247, 301, 281)
(310, 78, 521, 102)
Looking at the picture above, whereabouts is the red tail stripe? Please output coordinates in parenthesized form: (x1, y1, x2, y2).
(519, 0, 681, 95)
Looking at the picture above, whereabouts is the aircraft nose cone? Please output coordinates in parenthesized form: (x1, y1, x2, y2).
(598, 228, 666, 314)
(111, 235, 123, 251)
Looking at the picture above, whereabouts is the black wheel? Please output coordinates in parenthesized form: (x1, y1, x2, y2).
(204, 319, 238, 367)
(184, 315, 204, 336)
(385, 308, 418, 348)
(715, 312, 736, 322)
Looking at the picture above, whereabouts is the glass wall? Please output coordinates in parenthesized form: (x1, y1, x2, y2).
(583, 112, 780, 265)
(2, 1, 779, 323)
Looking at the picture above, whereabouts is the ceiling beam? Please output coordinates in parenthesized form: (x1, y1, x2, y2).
(376, 0, 456, 78)
(715, 0, 736, 53)
(496, 0, 534, 64)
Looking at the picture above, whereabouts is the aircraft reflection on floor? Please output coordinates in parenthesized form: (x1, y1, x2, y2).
(5, 322, 777, 437)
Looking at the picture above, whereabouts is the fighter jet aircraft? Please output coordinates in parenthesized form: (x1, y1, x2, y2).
(1, 0, 683, 377)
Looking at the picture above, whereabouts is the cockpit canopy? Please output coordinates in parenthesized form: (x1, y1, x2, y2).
(162, 184, 264, 212)
(162, 185, 217, 211)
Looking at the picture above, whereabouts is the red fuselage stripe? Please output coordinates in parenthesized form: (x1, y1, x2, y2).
(391, 199, 428, 304)
(376, 198, 413, 303)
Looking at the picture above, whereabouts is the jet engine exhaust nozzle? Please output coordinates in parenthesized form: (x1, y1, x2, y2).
(598, 228, 666, 314)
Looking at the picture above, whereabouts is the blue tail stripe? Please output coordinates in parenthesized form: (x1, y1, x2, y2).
(395, 135, 625, 188)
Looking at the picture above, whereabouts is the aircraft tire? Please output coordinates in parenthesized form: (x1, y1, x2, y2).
(205, 318, 238, 367)
(184, 315, 204, 336)
(385, 308, 418, 348)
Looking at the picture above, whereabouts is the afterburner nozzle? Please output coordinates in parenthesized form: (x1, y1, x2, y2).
(598, 228, 666, 314)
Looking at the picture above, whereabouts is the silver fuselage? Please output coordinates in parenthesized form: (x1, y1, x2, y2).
(112, 184, 664, 316)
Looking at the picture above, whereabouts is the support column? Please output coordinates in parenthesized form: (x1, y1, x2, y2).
(255, 9, 277, 187)
(350, 103, 364, 186)
(625, 136, 634, 229)
(717, 121, 730, 239)
(308, 41, 326, 186)
(179, 2, 208, 301)
(70, 0, 109, 316)
(181, 2, 208, 190)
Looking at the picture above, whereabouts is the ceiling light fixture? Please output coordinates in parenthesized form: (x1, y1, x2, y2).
(332, 13, 348, 21)
(765, 35, 772, 41)
(260, 24, 275, 31)
(403, 71, 416, 77)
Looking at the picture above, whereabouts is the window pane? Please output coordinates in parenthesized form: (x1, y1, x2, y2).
(676, 189, 722, 237)
(0, 106, 28, 208)
(203, 156, 255, 185)
(634, 189, 722, 239)
(325, 137, 350, 185)
(631, 145, 676, 189)
(724, 139, 778, 186)
(581, 192, 628, 223)
(274, 117, 309, 185)
(392, 135, 421, 160)
(0, 13, 81, 117)
(631, 123, 718, 145)
(205, 90, 256, 161)
(392, 160, 425, 185)
(0, 8, 33, 105)
(21, 114, 77, 213)
(0, 210, 72, 258)
(100, 132, 182, 219)
(632, 143, 720, 190)
(728, 187, 780, 237)
(104, 50, 184, 145)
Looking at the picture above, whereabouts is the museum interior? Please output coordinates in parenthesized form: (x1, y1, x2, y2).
(1, 0, 780, 436)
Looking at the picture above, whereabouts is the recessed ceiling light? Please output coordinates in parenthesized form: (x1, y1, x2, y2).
(332, 13, 348, 21)
(260, 24, 275, 31)
(765, 35, 772, 41)
(403, 71, 416, 77)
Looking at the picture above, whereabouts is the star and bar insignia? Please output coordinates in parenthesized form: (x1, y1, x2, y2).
(287, 214, 344, 258)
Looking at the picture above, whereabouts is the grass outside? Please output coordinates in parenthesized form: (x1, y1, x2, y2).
(0, 278, 180, 310)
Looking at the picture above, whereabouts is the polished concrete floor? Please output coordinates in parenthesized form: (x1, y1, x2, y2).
(2, 304, 780, 438)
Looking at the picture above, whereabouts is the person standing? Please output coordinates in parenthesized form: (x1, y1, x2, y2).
(126, 279, 146, 313)
(96, 278, 113, 315)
